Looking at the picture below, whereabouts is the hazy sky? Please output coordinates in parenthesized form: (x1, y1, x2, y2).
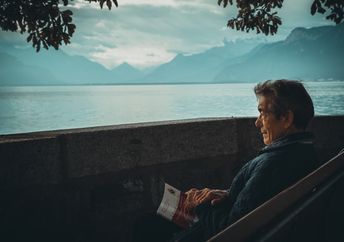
(0, 0, 332, 69)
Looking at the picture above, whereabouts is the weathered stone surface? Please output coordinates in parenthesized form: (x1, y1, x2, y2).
(63, 118, 238, 178)
(308, 116, 344, 162)
(0, 137, 61, 188)
(0, 116, 343, 242)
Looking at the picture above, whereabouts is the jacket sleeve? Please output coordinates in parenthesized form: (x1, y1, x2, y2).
(195, 160, 275, 239)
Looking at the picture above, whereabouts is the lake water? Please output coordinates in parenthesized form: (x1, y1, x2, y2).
(0, 82, 344, 135)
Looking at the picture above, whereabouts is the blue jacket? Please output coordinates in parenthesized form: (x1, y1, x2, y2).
(182, 132, 318, 241)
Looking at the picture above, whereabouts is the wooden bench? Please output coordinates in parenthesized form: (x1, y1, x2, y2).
(207, 149, 344, 242)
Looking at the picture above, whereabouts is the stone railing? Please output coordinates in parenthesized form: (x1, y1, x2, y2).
(0, 116, 343, 242)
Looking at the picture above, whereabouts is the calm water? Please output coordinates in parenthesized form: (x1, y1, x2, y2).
(0, 82, 343, 135)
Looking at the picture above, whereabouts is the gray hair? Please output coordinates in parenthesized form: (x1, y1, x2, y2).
(254, 80, 314, 129)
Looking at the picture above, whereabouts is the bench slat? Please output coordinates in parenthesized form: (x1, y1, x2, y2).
(208, 151, 344, 242)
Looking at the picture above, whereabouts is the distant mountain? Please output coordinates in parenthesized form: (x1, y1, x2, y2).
(0, 52, 60, 86)
(0, 46, 143, 85)
(1, 24, 343, 86)
(214, 23, 344, 83)
(138, 39, 261, 83)
(110, 62, 143, 83)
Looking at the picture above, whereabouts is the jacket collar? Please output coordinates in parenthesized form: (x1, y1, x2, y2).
(261, 131, 315, 153)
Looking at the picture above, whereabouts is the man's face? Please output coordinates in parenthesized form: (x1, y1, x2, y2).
(255, 96, 289, 145)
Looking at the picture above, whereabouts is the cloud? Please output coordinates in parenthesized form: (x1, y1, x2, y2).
(62, 1, 235, 68)
(2, 0, 334, 69)
(70, 0, 218, 10)
(65, 0, 330, 68)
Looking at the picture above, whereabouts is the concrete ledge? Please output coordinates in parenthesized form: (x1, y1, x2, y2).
(0, 118, 243, 186)
(0, 137, 62, 187)
(1, 116, 343, 188)
(64, 118, 239, 178)
(0, 116, 343, 242)
(308, 116, 344, 161)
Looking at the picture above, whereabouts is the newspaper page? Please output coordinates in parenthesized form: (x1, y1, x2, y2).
(157, 183, 198, 228)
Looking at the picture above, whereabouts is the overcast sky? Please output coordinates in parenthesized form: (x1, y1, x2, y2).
(0, 0, 332, 69)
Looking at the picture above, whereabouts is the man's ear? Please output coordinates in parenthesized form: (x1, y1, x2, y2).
(283, 110, 294, 129)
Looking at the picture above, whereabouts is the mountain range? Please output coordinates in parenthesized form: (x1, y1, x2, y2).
(214, 24, 344, 83)
(0, 23, 343, 86)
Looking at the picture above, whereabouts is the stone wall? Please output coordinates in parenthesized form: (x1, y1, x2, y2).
(0, 116, 343, 242)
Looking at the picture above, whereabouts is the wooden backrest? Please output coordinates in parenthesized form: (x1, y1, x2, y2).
(207, 150, 344, 242)
(252, 169, 344, 242)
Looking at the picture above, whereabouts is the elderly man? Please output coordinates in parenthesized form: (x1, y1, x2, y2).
(133, 79, 318, 242)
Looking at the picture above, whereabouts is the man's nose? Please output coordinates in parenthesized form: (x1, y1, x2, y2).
(255, 116, 261, 128)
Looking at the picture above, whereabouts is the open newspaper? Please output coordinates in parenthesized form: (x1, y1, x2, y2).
(157, 183, 198, 229)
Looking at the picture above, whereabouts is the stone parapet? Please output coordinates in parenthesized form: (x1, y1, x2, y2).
(0, 116, 343, 242)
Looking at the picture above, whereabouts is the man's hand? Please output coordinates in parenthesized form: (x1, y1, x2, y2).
(184, 188, 228, 211)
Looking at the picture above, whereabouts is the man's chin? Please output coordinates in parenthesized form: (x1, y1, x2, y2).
(263, 138, 270, 145)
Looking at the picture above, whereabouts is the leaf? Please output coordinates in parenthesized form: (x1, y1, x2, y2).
(107, 0, 112, 10)
(311, 1, 317, 15)
(113, 0, 118, 7)
(218, 0, 229, 8)
(43, 40, 48, 50)
(26, 33, 33, 42)
(32, 35, 37, 45)
(276, 0, 283, 8)
(67, 24, 76, 35)
(318, 6, 326, 14)
(335, 14, 343, 24)
(36, 41, 41, 52)
(326, 13, 336, 21)
(63, 10, 73, 16)
(62, 33, 70, 44)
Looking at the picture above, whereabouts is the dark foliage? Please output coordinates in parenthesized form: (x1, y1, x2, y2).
(218, 0, 344, 35)
(0, 0, 343, 52)
(0, 0, 118, 51)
